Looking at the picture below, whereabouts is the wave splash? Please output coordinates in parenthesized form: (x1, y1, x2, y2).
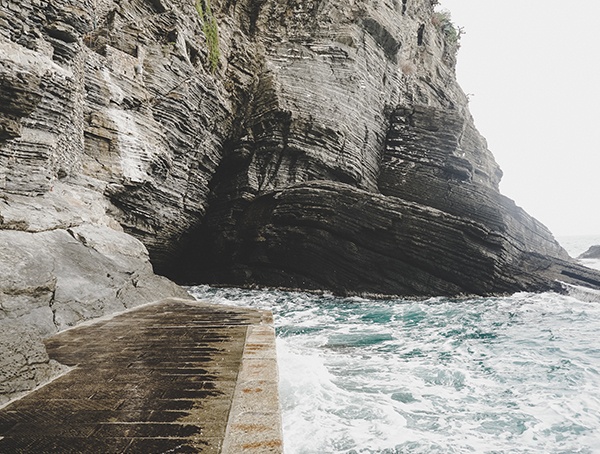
(189, 286, 600, 453)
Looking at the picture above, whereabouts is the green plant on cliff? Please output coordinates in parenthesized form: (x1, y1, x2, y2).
(432, 10, 463, 46)
(195, 0, 220, 72)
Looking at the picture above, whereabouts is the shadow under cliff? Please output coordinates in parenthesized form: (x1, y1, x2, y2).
(160, 105, 600, 297)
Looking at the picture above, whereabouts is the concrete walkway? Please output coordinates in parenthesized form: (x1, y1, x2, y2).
(0, 298, 283, 453)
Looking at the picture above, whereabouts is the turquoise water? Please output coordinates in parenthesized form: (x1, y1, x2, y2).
(189, 236, 600, 453)
(189, 286, 600, 453)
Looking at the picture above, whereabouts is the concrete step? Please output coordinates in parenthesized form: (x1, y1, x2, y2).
(0, 298, 283, 453)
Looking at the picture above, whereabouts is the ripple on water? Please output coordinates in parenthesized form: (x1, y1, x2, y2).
(188, 285, 600, 453)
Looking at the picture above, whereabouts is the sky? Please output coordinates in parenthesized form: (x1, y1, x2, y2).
(438, 0, 600, 237)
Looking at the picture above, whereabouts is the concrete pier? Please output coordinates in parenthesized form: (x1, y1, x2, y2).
(0, 298, 283, 453)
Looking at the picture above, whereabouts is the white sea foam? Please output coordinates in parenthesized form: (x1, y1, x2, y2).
(579, 258, 600, 271)
(189, 285, 600, 453)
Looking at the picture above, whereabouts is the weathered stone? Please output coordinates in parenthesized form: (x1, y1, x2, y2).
(0, 227, 188, 333)
(222, 323, 283, 453)
(0, 324, 68, 407)
(0, 299, 280, 451)
(2, 0, 600, 401)
(579, 245, 600, 260)
(2, 0, 598, 297)
(189, 181, 599, 296)
(0, 179, 188, 398)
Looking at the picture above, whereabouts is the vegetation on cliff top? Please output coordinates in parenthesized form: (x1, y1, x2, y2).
(433, 9, 463, 46)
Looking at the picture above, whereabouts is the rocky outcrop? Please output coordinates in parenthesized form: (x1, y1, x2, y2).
(2, 0, 598, 297)
(0, 325, 68, 407)
(172, 0, 599, 295)
(193, 180, 600, 296)
(0, 181, 188, 402)
(579, 245, 600, 260)
(2, 0, 600, 399)
(0, 178, 188, 329)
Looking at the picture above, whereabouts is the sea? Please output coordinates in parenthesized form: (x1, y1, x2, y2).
(189, 235, 600, 454)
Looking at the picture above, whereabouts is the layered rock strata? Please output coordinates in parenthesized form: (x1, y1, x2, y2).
(1, 0, 600, 398)
(174, 0, 599, 294)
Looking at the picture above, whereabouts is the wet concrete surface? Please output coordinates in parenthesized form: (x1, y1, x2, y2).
(0, 298, 278, 453)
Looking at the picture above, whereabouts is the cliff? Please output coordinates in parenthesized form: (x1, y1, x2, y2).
(1, 0, 600, 399)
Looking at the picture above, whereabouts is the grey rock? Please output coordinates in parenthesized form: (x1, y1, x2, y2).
(579, 245, 600, 260)
(193, 180, 598, 296)
(0, 323, 69, 407)
(0, 0, 595, 298)
(0, 226, 187, 334)
(0, 221, 188, 400)
(1, 0, 600, 400)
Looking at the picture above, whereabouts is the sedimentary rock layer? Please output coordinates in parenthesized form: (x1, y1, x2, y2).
(194, 180, 599, 296)
(2, 0, 600, 399)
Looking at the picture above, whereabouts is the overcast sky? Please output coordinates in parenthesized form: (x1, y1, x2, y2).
(438, 0, 600, 237)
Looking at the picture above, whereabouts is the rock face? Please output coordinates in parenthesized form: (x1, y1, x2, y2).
(2, 0, 600, 398)
(2, 0, 600, 298)
(0, 325, 69, 407)
(0, 182, 188, 402)
(171, 0, 599, 295)
(579, 246, 600, 260)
